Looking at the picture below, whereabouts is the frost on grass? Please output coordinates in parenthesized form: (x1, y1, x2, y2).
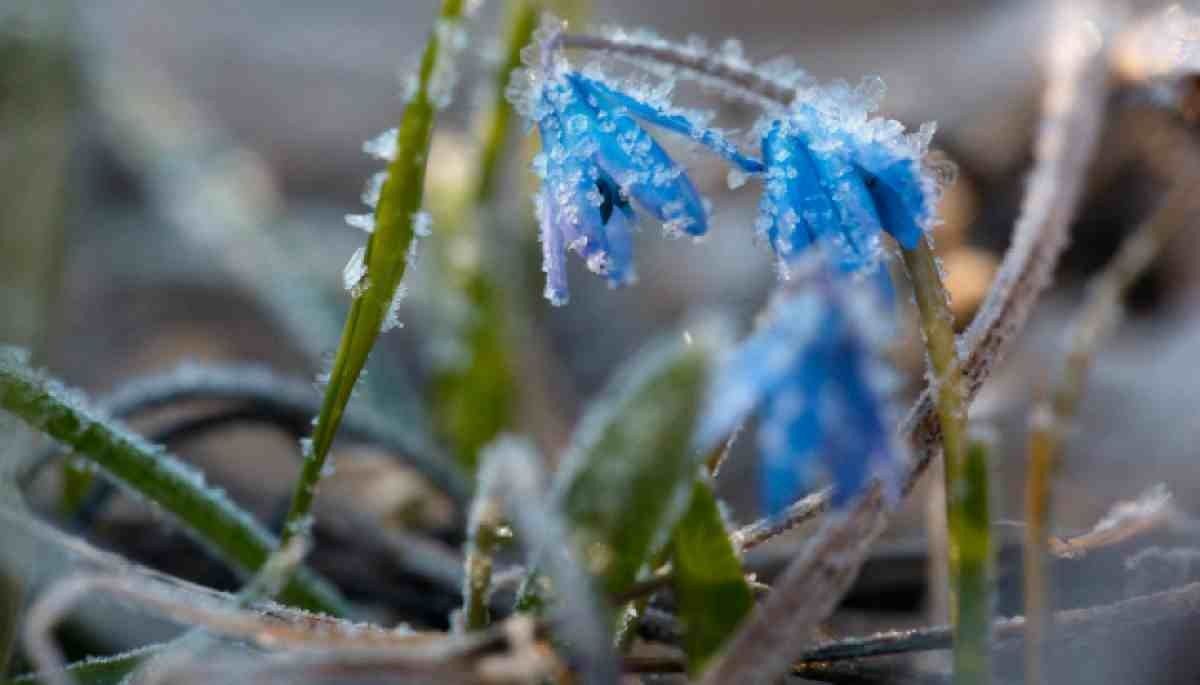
(342, 246, 369, 298)
(0, 348, 281, 574)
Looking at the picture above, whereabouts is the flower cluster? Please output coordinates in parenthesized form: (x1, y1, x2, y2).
(511, 26, 934, 511)
(694, 265, 903, 513)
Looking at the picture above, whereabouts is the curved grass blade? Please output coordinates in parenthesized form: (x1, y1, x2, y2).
(0, 349, 346, 615)
(8, 644, 161, 685)
(670, 476, 752, 675)
(281, 0, 468, 545)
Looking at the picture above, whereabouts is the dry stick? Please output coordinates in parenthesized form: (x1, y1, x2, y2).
(626, 580, 1200, 675)
(1022, 169, 1200, 682)
(22, 573, 419, 685)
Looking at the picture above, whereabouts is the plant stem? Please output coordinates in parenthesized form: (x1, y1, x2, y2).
(0, 352, 346, 615)
(899, 241, 976, 683)
(953, 437, 993, 685)
(474, 0, 540, 206)
(461, 496, 506, 631)
(280, 0, 466, 548)
(1023, 183, 1196, 684)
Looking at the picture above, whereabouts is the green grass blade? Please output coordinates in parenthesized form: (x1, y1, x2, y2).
(670, 476, 753, 675)
(8, 645, 160, 685)
(281, 0, 468, 544)
(431, 0, 537, 472)
(0, 349, 346, 615)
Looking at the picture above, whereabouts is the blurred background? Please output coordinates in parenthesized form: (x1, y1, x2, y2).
(6, 0, 1200, 682)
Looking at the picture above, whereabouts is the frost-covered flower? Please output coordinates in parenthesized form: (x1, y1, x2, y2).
(510, 24, 761, 305)
(756, 79, 941, 274)
(695, 262, 904, 513)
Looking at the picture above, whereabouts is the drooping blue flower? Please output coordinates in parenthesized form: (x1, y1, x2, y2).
(510, 34, 762, 305)
(755, 80, 940, 275)
(695, 260, 904, 514)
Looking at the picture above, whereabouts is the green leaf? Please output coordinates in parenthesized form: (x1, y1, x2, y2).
(280, 0, 468, 544)
(433, 272, 517, 473)
(670, 477, 753, 674)
(0, 349, 347, 615)
(554, 335, 712, 599)
(9, 645, 159, 685)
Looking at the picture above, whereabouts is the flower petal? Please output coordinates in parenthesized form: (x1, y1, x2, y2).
(574, 74, 764, 174)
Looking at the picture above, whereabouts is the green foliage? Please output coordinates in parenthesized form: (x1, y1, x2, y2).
(432, 0, 537, 472)
(8, 646, 158, 685)
(670, 477, 753, 674)
(281, 0, 468, 545)
(554, 336, 711, 599)
(0, 349, 347, 615)
(433, 277, 516, 473)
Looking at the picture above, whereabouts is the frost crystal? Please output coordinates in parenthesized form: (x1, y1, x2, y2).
(381, 283, 409, 332)
(363, 128, 398, 161)
(344, 213, 375, 234)
(695, 260, 904, 513)
(412, 210, 433, 237)
(342, 246, 368, 297)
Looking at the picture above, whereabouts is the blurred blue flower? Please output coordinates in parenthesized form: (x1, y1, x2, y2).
(756, 81, 939, 274)
(695, 263, 903, 513)
(513, 41, 761, 305)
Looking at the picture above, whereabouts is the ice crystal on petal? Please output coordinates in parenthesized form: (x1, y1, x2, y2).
(695, 259, 904, 513)
(755, 77, 942, 275)
(512, 18, 764, 305)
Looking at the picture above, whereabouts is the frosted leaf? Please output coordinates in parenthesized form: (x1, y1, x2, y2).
(412, 210, 433, 237)
(363, 128, 398, 161)
(342, 246, 368, 295)
(344, 213, 375, 234)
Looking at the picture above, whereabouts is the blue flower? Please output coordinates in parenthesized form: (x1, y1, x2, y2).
(755, 81, 939, 274)
(695, 262, 903, 513)
(513, 42, 762, 305)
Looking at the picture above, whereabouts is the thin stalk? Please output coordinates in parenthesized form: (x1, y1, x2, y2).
(473, 0, 540, 206)
(461, 496, 507, 631)
(433, 0, 535, 471)
(280, 0, 467, 547)
(1023, 185, 1196, 684)
(952, 437, 993, 685)
(0, 352, 346, 615)
(899, 242, 974, 683)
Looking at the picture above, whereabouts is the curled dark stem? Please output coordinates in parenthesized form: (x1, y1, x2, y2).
(19, 363, 471, 510)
